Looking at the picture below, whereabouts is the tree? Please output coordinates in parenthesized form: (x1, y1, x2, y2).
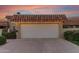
(17, 12, 21, 15)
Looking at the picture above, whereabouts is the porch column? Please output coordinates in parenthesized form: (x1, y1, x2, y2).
(16, 23, 21, 39)
(59, 22, 63, 38)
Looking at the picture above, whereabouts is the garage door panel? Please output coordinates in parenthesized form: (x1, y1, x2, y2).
(21, 24, 59, 38)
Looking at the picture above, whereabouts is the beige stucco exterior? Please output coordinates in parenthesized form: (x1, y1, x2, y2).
(10, 21, 63, 39)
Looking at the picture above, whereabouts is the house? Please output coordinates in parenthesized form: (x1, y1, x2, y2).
(0, 20, 9, 29)
(63, 19, 79, 31)
(6, 14, 67, 39)
(0, 20, 9, 36)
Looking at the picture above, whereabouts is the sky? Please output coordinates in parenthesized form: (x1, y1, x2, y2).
(0, 5, 79, 19)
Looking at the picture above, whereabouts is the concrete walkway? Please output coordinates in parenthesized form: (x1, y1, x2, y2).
(0, 39, 79, 53)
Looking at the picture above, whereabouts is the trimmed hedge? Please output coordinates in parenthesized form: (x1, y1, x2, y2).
(73, 32, 79, 41)
(0, 36, 6, 45)
(7, 31, 16, 39)
(64, 31, 79, 45)
(2, 29, 17, 39)
(2, 30, 8, 39)
(64, 31, 73, 40)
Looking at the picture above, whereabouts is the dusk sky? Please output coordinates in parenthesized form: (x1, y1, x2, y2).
(0, 5, 79, 19)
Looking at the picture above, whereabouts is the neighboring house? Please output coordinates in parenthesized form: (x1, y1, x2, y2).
(0, 20, 9, 36)
(0, 21, 9, 29)
(6, 14, 67, 39)
(63, 19, 79, 31)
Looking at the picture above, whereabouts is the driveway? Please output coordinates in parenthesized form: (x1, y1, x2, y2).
(0, 38, 79, 53)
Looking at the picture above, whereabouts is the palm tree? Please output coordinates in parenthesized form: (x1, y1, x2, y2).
(17, 12, 21, 15)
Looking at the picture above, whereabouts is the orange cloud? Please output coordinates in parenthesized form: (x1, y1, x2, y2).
(0, 5, 79, 19)
(0, 5, 62, 19)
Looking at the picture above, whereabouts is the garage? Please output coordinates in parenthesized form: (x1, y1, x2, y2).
(21, 24, 59, 39)
(6, 14, 67, 39)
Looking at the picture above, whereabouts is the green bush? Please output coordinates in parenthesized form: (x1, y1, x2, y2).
(73, 33, 79, 41)
(2, 31, 8, 39)
(64, 31, 79, 45)
(7, 31, 16, 39)
(0, 36, 6, 45)
(2, 29, 17, 39)
(64, 31, 73, 40)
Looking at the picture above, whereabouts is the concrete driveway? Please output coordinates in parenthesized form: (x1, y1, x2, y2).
(0, 38, 79, 53)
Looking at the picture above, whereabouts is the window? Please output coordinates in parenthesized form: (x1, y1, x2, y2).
(75, 25, 79, 28)
(63, 25, 73, 28)
(68, 25, 73, 28)
(0, 26, 6, 29)
(63, 25, 68, 28)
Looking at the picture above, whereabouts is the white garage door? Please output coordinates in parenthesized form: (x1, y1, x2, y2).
(21, 24, 59, 39)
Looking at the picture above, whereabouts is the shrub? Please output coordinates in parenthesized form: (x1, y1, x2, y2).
(2, 30, 17, 39)
(2, 29, 8, 39)
(2, 31, 8, 39)
(64, 31, 79, 45)
(73, 32, 79, 41)
(64, 31, 73, 40)
(7, 31, 16, 39)
(0, 36, 6, 45)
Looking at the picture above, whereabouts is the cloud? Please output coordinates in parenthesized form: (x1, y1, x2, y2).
(30, 6, 79, 17)
(0, 5, 79, 18)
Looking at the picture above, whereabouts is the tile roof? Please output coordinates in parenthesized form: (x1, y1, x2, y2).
(6, 14, 67, 22)
(0, 21, 8, 26)
(64, 19, 79, 25)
